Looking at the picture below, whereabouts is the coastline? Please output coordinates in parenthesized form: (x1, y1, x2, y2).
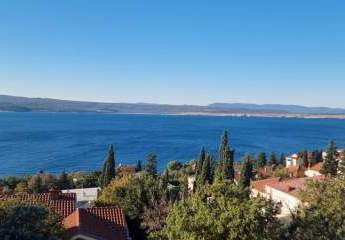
(2, 110, 345, 120)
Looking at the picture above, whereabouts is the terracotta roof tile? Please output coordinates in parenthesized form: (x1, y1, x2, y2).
(251, 177, 281, 192)
(64, 207, 128, 240)
(0, 191, 76, 218)
(252, 176, 325, 198)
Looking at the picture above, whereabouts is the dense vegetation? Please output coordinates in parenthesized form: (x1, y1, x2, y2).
(1, 131, 345, 239)
(0, 200, 65, 240)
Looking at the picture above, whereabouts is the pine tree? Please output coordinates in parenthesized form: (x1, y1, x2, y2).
(279, 153, 286, 166)
(302, 150, 309, 167)
(309, 150, 318, 165)
(316, 150, 323, 163)
(239, 154, 253, 189)
(255, 152, 267, 169)
(321, 141, 338, 177)
(136, 160, 142, 172)
(146, 152, 157, 177)
(199, 154, 212, 186)
(268, 152, 277, 167)
(215, 130, 235, 182)
(195, 146, 206, 176)
(58, 169, 70, 189)
(100, 144, 116, 187)
(195, 147, 206, 189)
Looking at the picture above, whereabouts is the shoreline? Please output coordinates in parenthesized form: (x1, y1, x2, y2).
(2, 111, 345, 120)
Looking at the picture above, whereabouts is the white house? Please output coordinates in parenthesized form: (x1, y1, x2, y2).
(62, 187, 100, 208)
(285, 154, 300, 167)
(251, 176, 324, 222)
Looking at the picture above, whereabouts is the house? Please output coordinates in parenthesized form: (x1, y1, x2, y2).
(285, 154, 300, 167)
(251, 176, 324, 222)
(62, 187, 100, 208)
(0, 187, 130, 240)
(63, 207, 130, 240)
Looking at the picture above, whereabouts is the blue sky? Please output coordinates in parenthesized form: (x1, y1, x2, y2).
(1, 1, 344, 107)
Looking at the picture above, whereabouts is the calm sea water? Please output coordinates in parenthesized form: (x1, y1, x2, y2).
(1, 112, 345, 176)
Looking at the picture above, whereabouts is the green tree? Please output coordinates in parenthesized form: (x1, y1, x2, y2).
(136, 160, 142, 172)
(195, 146, 206, 177)
(155, 182, 281, 240)
(146, 152, 158, 177)
(82, 171, 102, 188)
(215, 130, 235, 182)
(287, 177, 345, 239)
(100, 144, 116, 187)
(255, 152, 267, 168)
(198, 154, 212, 186)
(268, 152, 278, 167)
(57, 169, 70, 189)
(166, 160, 182, 172)
(195, 147, 206, 189)
(239, 154, 253, 189)
(279, 153, 286, 166)
(0, 201, 65, 240)
(309, 150, 318, 165)
(302, 150, 309, 167)
(97, 174, 169, 238)
(27, 174, 43, 193)
(321, 141, 338, 177)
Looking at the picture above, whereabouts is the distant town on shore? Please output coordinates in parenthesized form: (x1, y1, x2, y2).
(2, 94, 345, 119)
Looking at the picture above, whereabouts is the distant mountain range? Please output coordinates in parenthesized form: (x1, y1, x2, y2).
(1, 95, 345, 117)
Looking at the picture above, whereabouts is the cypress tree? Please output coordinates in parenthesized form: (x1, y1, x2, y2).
(215, 130, 235, 182)
(239, 154, 253, 189)
(302, 150, 309, 167)
(136, 160, 142, 172)
(279, 153, 286, 166)
(268, 152, 277, 167)
(196, 146, 206, 176)
(100, 144, 116, 187)
(309, 150, 318, 165)
(255, 152, 267, 169)
(195, 146, 206, 189)
(199, 154, 212, 186)
(58, 169, 70, 189)
(146, 152, 157, 177)
(316, 150, 323, 163)
(321, 141, 338, 177)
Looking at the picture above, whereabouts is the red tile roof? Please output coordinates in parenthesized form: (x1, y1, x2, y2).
(251, 176, 324, 198)
(0, 191, 76, 218)
(63, 207, 128, 240)
(0, 189, 130, 239)
(251, 177, 281, 192)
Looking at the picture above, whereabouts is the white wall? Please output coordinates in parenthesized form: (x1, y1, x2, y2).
(304, 170, 322, 178)
(265, 186, 301, 216)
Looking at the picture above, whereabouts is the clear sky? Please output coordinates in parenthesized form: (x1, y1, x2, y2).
(1, 1, 344, 107)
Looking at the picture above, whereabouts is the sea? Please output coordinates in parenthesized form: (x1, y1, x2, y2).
(1, 112, 345, 176)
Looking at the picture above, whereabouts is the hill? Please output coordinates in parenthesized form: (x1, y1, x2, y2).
(1, 95, 345, 117)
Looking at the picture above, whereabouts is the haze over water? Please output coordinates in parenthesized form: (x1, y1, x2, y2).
(1, 112, 345, 176)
